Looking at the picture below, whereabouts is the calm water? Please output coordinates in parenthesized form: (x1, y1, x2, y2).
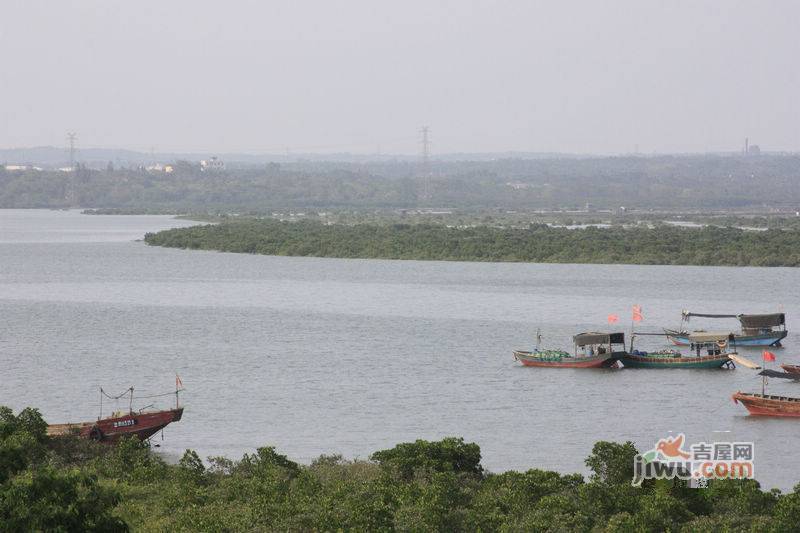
(2, 209, 800, 490)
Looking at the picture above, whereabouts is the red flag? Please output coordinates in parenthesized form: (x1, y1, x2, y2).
(632, 305, 643, 322)
(176, 374, 184, 390)
(762, 351, 776, 362)
(607, 314, 619, 324)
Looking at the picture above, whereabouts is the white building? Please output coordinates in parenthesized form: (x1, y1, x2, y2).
(200, 156, 225, 172)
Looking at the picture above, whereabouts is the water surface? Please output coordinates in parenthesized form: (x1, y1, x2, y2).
(1, 209, 798, 490)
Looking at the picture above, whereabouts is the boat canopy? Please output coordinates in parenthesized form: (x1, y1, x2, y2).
(573, 332, 625, 346)
(739, 313, 785, 328)
(682, 311, 737, 319)
(686, 331, 735, 343)
(682, 311, 785, 328)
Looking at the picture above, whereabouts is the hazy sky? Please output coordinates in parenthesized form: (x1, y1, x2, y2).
(1, 1, 798, 154)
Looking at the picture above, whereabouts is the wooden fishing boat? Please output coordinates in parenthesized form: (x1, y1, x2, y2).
(665, 311, 787, 347)
(47, 407, 184, 443)
(514, 332, 624, 368)
(47, 384, 184, 443)
(619, 332, 733, 369)
(732, 392, 800, 417)
(781, 364, 800, 376)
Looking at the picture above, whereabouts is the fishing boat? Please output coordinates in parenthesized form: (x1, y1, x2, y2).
(733, 367, 800, 416)
(618, 332, 734, 369)
(513, 332, 624, 368)
(47, 385, 184, 443)
(665, 311, 787, 347)
(732, 392, 800, 417)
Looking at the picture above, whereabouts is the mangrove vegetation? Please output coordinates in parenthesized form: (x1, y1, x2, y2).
(145, 220, 800, 267)
(2, 406, 799, 531)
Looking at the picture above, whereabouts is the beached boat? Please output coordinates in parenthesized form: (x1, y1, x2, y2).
(619, 332, 734, 369)
(513, 332, 624, 368)
(47, 385, 184, 443)
(47, 407, 184, 442)
(665, 311, 787, 347)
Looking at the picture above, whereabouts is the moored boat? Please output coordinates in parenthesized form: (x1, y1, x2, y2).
(513, 332, 624, 368)
(665, 311, 787, 347)
(732, 392, 800, 417)
(619, 333, 734, 369)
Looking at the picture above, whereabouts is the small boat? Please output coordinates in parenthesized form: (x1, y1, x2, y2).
(619, 332, 734, 369)
(514, 332, 624, 368)
(47, 385, 184, 443)
(733, 361, 800, 417)
(732, 392, 800, 416)
(781, 364, 800, 376)
(665, 311, 787, 347)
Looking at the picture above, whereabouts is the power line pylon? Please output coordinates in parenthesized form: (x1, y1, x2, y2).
(419, 126, 432, 203)
(66, 132, 77, 168)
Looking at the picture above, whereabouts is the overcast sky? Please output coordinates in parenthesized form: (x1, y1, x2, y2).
(1, 1, 798, 155)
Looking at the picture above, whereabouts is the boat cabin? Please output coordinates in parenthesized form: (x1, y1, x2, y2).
(739, 313, 786, 336)
(573, 332, 626, 357)
(686, 332, 735, 357)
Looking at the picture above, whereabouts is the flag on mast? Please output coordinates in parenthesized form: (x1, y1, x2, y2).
(176, 374, 184, 390)
(762, 350, 776, 362)
(632, 305, 643, 322)
(607, 314, 619, 324)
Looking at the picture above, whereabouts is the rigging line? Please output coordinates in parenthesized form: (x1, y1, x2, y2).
(134, 391, 185, 399)
(100, 387, 133, 400)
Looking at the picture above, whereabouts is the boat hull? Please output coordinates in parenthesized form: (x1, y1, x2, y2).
(732, 392, 800, 417)
(619, 353, 731, 369)
(781, 364, 800, 376)
(47, 407, 183, 443)
(513, 351, 617, 368)
(664, 329, 787, 347)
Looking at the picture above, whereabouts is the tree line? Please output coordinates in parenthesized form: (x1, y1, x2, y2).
(2, 406, 799, 531)
(2, 154, 800, 210)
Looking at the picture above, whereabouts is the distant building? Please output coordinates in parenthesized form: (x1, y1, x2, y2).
(200, 156, 225, 172)
(3, 164, 42, 172)
(145, 163, 175, 173)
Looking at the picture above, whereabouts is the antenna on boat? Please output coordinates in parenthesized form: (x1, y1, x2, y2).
(128, 386, 134, 414)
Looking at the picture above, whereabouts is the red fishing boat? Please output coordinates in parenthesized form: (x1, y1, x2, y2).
(514, 332, 624, 368)
(47, 382, 184, 443)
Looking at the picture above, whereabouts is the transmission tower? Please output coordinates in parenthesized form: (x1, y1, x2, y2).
(419, 126, 432, 203)
(66, 132, 77, 167)
(420, 126, 431, 166)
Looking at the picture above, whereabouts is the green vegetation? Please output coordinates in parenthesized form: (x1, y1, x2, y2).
(145, 219, 800, 267)
(3, 406, 799, 531)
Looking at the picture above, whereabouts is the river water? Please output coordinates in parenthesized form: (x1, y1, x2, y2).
(1, 209, 799, 490)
